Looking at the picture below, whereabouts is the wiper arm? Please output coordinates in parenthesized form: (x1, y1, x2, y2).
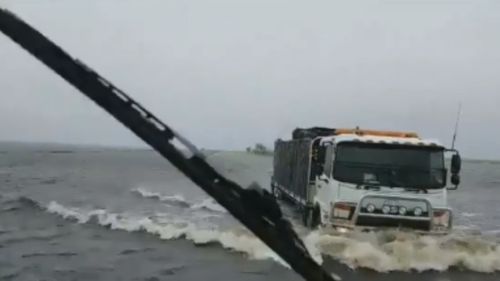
(0, 8, 338, 281)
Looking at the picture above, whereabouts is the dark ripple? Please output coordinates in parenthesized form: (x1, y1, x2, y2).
(0, 272, 19, 281)
(39, 178, 59, 185)
(46, 150, 76, 154)
(5, 196, 42, 209)
(1, 206, 21, 212)
(1, 230, 68, 245)
(120, 247, 154, 255)
(159, 265, 185, 276)
(22, 252, 78, 258)
(0, 196, 43, 215)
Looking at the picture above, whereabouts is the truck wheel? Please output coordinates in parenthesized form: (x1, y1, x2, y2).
(303, 206, 321, 229)
(302, 207, 311, 227)
(312, 205, 321, 228)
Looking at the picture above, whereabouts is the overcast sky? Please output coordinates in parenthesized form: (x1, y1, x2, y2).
(1, 0, 499, 159)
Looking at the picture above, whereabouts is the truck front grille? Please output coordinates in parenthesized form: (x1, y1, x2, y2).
(356, 215, 431, 231)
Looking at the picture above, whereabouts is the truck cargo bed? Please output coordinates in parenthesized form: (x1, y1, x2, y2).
(272, 139, 312, 202)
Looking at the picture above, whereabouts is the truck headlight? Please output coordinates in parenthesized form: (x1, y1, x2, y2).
(332, 202, 355, 219)
(366, 204, 376, 213)
(413, 207, 423, 216)
(432, 209, 451, 229)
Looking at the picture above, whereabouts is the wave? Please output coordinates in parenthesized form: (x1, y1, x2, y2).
(191, 198, 227, 213)
(45, 201, 284, 265)
(306, 228, 500, 273)
(483, 229, 500, 236)
(461, 212, 481, 218)
(131, 188, 189, 207)
(1, 196, 42, 211)
(131, 187, 226, 213)
(12, 196, 500, 273)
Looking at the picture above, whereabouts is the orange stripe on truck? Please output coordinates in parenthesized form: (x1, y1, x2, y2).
(334, 128, 419, 138)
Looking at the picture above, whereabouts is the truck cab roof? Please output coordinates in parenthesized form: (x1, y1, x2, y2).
(320, 134, 444, 148)
(291, 127, 444, 148)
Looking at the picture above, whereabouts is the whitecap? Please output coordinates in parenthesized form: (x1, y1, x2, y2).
(461, 212, 481, 218)
(131, 187, 188, 206)
(46, 199, 500, 273)
(190, 198, 227, 213)
(44, 201, 284, 265)
(306, 228, 500, 272)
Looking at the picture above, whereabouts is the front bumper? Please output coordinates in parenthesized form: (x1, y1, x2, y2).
(329, 195, 452, 235)
(330, 222, 451, 235)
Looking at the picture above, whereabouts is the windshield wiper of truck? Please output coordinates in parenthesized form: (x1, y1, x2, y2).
(0, 8, 338, 281)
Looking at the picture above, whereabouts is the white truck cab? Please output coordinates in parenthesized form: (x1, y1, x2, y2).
(271, 127, 462, 234)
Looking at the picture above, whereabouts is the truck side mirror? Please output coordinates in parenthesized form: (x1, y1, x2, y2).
(451, 153, 461, 174)
(451, 173, 460, 186)
(319, 174, 330, 184)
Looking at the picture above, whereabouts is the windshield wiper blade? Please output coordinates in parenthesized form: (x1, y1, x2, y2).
(0, 8, 339, 281)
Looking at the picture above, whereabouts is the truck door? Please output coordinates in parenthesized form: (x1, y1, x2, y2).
(315, 143, 336, 216)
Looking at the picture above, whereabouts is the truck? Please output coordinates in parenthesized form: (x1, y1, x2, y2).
(271, 127, 462, 234)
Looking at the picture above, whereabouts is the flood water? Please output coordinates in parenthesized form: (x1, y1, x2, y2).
(1, 142, 500, 281)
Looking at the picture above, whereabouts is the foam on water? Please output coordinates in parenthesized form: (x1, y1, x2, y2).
(131, 187, 189, 206)
(191, 198, 227, 213)
(131, 187, 226, 213)
(306, 228, 500, 272)
(462, 212, 481, 218)
(46, 201, 284, 265)
(44, 200, 500, 273)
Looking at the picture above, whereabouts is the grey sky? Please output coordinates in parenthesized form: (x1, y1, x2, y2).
(1, 0, 499, 159)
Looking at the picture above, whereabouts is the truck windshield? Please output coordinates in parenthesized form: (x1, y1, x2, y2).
(333, 142, 446, 189)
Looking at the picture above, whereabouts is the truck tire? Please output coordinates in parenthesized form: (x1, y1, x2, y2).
(301, 207, 311, 227)
(303, 205, 321, 229)
(312, 205, 321, 228)
(302, 206, 320, 229)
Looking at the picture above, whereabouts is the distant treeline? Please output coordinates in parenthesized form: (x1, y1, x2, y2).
(246, 143, 273, 156)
